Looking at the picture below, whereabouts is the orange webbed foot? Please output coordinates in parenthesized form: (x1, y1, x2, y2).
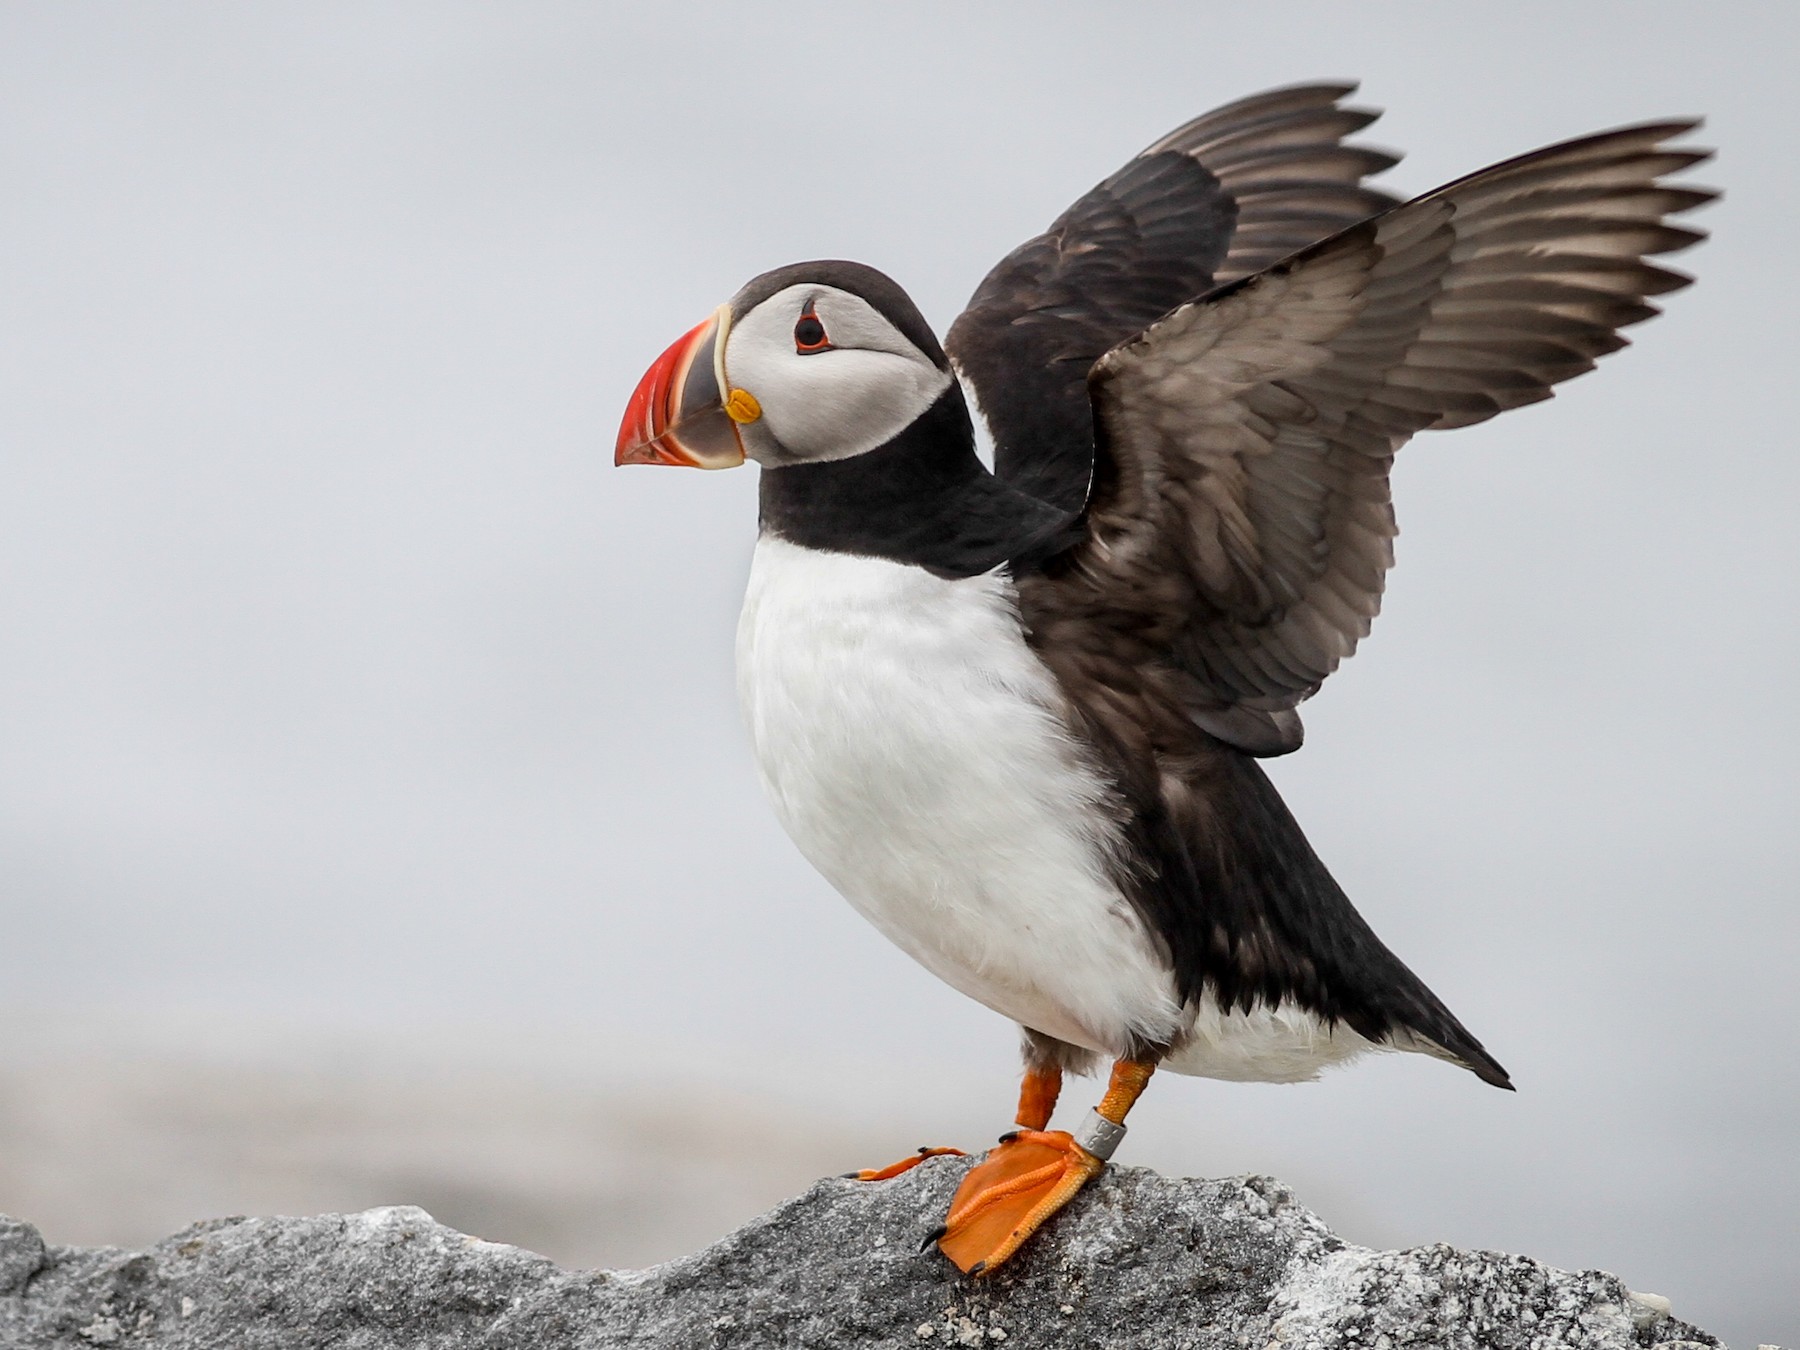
(852, 1146, 967, 1182)
(935, 1129, 1104, 1274)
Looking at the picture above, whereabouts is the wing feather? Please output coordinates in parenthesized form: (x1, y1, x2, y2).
(947, 83, 1401, 514)
(1028, 123, 1713, 742)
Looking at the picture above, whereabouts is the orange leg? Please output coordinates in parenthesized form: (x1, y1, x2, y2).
(937, 1058, 1155, 1275)
(854, 1063, 1063, 1182)
(1013, 1062, 1063, 1131)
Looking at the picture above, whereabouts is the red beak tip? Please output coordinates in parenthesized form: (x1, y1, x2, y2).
(615, 315, 728, 469)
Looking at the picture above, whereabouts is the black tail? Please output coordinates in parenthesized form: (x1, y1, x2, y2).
(1112, 741, 1514, 1089)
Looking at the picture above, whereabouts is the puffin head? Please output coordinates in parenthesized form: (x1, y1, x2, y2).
(615, 261, 954, 471)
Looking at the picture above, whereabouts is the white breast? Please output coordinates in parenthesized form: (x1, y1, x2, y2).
(734, 535, 1383, 1083)
(736, 536, 1183, 1057)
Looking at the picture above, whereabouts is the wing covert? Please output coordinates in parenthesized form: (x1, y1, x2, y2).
(947, 83, 1401, 514)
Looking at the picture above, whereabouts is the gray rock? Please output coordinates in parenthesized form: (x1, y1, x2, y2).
(0, 1161, 1747, 1349)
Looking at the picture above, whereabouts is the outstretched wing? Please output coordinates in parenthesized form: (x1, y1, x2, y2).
(1032, 122, 1714, 752)
(947, 83, 1401, 515)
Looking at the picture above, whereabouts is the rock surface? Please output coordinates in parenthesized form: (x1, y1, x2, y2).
(0, 1160, 1743, 1349)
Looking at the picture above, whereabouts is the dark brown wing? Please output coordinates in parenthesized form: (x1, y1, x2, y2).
(948, 83, 1401, 515)
(1036, 121, 1713, 753)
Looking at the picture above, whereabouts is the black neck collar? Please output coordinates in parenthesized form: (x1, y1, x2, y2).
(756, 385, 1078, 579)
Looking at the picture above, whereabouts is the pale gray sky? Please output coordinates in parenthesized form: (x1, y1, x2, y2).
(2, 4, 1795, 1344)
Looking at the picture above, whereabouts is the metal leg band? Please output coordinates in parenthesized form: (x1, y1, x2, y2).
(1072, 1108, 1126, 1161)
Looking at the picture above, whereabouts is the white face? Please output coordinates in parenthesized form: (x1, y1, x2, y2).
(722, 283, 952, 467)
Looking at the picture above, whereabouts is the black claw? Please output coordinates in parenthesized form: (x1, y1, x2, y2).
(997, 1130, 1020, 1144)
(969, 1260, 989, 1277)
(919, 1224, 948, 1253)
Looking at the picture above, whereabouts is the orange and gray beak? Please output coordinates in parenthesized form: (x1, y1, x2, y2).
(615, 304, 753, 469)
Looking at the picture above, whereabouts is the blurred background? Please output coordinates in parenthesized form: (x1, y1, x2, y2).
(1, 3, 1794, 1344)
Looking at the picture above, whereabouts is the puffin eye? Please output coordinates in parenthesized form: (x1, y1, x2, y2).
(793, 308, 830, 353)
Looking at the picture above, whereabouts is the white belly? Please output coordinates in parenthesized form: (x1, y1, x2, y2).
(736, 537, 1182, 1056)
(734, 536, 1382, 1082)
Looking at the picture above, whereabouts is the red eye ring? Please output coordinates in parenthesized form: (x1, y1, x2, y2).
(793, 305, 831, 353)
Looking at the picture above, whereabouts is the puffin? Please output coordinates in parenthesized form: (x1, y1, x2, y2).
(614, 83, 1713, 1275)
